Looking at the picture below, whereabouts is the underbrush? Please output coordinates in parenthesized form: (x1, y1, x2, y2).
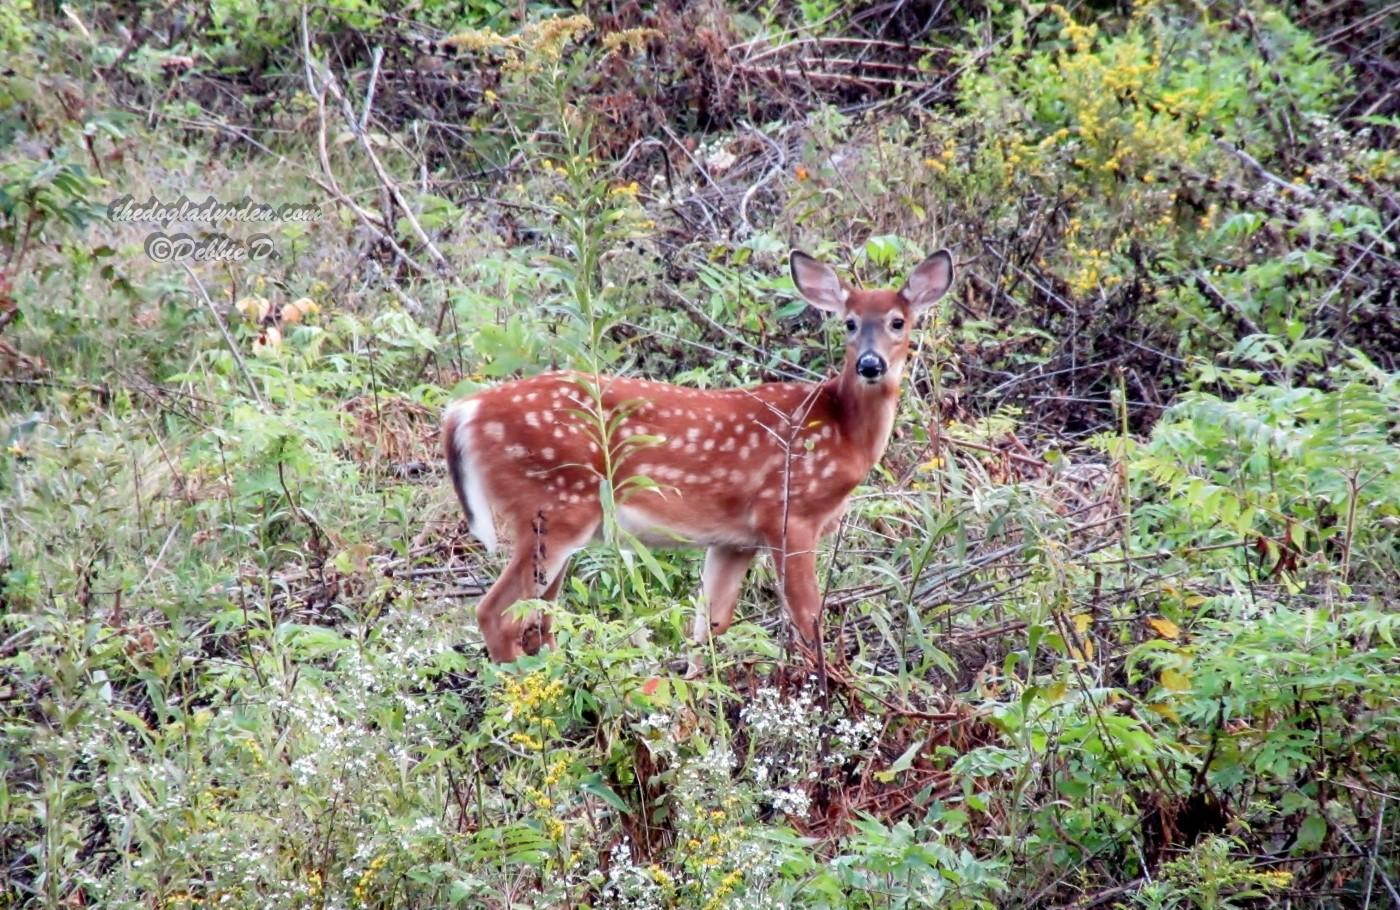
(3, 1, 1398, 908)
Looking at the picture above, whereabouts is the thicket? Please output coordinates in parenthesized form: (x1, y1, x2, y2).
(1, 1, 1397, 908)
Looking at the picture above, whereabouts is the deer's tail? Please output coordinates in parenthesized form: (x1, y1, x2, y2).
(442, 398, 498, 554)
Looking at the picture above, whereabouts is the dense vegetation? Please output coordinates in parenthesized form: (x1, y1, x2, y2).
(2, 1, 1397, 907)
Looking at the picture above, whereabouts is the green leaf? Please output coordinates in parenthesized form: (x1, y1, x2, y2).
(873, 740, 924, 783)
(1295, 813, 1327, 852)
(275, 623, 352, 659)
(578, 773, 631, 816)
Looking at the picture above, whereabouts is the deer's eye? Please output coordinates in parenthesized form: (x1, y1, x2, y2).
(844, 317, 857, 333)
(891, 317, 905, 332)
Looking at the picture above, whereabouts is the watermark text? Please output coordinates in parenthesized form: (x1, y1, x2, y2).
(144, 232, 277, 263)
(109, 194, 321, 228)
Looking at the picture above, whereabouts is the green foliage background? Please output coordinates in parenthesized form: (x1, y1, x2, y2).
(1, 1, 1397, 908)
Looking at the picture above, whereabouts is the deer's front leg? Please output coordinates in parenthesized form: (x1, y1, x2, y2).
(684, 545, 759, 678)
(695, 545, 758, 642)
(774, 532, 823, 656)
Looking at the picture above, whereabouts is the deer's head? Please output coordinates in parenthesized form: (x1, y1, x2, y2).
(790, 249, 954, 388)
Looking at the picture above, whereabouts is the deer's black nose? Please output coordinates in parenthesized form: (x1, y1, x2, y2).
(856, 353, 886, 380)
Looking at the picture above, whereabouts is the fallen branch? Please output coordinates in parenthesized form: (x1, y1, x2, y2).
(733, 63, 931, 93)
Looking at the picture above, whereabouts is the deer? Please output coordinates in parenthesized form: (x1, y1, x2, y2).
(441, 249, 955, 664)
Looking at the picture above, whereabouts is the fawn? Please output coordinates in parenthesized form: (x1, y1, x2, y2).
(443, 249, 954, 662)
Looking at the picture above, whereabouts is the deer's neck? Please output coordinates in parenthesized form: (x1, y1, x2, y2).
(828, 365, 901, 470)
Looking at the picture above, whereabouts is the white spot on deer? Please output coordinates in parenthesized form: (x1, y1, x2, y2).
(720, 438, 735, 452)
(553, 427, 565, 439)
(807, 479, 821, 494)
(728, 469, 745, 484)
(525, 412, 540, 428)
(542, 410, 554, 423)
(738, 447, 751, 459)
(527, 392, 539, 402)
(686, 427, 701, 442)
(588, 441, 599, 453)
(511, 394, 523, 404)
(506, 444, 527, 459)
(821, 461, 837, 479)
(703, 439, 715, 451)
(747, 431, 760, 449)
(669, 437, 684, 450)
(541, 447, 555, 460)
(685, 443, 698, 455)
(484, 422, 505, 441)
(821, 424, 833, 439)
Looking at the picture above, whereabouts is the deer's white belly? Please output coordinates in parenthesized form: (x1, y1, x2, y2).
(613, 504, 756, 549)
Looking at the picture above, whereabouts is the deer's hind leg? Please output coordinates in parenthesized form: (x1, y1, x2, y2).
(475, 548, 539, 663)
(479, 505, 598, 662)
(529, 551, 576, 654)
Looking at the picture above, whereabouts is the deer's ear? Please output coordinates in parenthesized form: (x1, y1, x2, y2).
(900, 250, 954, 314)
(790, 251, 848, 314)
